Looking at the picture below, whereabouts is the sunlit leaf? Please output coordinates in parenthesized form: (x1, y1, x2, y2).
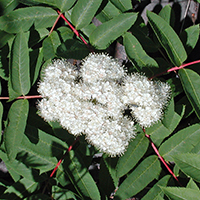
(10, 32, 30, 95)
(0, 178, 38, 199)
(161, 187, 200, 200)
(110, 0, 132, 12)
(159, 5, 175, 27)
(90, 12, 137, 49)
(56, 0, 76, 12)
(186, 178, 199, 190)
(115, 156, 161, 200)
(142, 175, 170, 200)
(116, 133, 149, 177)
(71, 0, 102, 30)
(180, 25, 199, 54)
(159, 124, 200, 161)
(43, 31, 60, 60)
(123, 32, 158, 70)
(173, 153, 200, 183)
(61, 150, 101, 199)
(0, 7, 57, 33)
(96, 1, 121, 23)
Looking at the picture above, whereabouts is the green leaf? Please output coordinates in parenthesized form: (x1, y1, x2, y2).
(57, 26, 74, 42)
(145, 99, 184, 146)
(159, 5, 175, 27)
(187, 178, 199, 190)
(96, 1, 121, 23)
(24, 194, 50, 200)
(102, 155, 118, 187)
(179, 69, 200, 120)
(180, 25, 199, 54)
(43, 31, 60, 60)
(0, 7, 57, 33)
(173, 153, 200, 183)
(147, 11, 187, 66)
(0, 0, 19, 15)
(71, 0, 103, 30)
(159, 124, 200, 161)
(0, 150, 46, 182)
(0, 177, 38, 199)
(161, 98, 185, 132)
(28, 28, 49, 48)
(0, 45, 9, 80)
(52, 186, 78, 200)
(90, 12, 137, 49)
(56, 0, 76, 12)
(57, 39, 90, 60)
(110, 0, 132, 12)
(161, 187, 200, 200)
(19, 0, 56, 7)
(0, 30, 14, 48)
(116, 133, 149, 178)
(30, 48, 44, 85)
(0, 102, 2, 134)
(8, 78, 21, 101)
(146, 121, 169, 146)
(18, 125, 68, 174)
(177, 96, 194, 119)
(10, 32, 30, 95)
(115, 155, 161, 200)
(61, 150, 101, 199)
(130, 16, 158, 53)
(81, 23, 96, 37)
(123, 32, 158, 70)
(142, 175, 170, 200)
(99, 156, 116, 198)
(4, 99, 29, 161)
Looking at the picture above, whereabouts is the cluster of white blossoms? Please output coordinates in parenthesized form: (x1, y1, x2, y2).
(37, 53, 170, 156)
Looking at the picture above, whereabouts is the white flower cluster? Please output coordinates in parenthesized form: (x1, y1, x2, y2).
(37, 53, 170, 156)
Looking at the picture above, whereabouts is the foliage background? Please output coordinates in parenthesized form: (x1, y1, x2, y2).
(0, 0, 200, 199)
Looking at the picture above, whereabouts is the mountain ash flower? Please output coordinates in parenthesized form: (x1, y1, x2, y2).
(37, 53, 170, 156)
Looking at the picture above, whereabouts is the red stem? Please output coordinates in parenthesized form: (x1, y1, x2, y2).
(57, 10, 88, 45)
(150, 59, 200, 80)
(0, 95, 42, 100)
(48, 11, 62, 36)
(50, 137, 79, 177)
(144, 129, 181, 184)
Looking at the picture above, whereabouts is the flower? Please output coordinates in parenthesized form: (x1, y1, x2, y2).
(121, 74, 171, 127)
(37, 53, 170, 156)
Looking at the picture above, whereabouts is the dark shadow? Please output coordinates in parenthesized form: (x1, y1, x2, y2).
(24, 124, 39, 144)
(56, 39, 90, 60)
(171, 2, 182, 33)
